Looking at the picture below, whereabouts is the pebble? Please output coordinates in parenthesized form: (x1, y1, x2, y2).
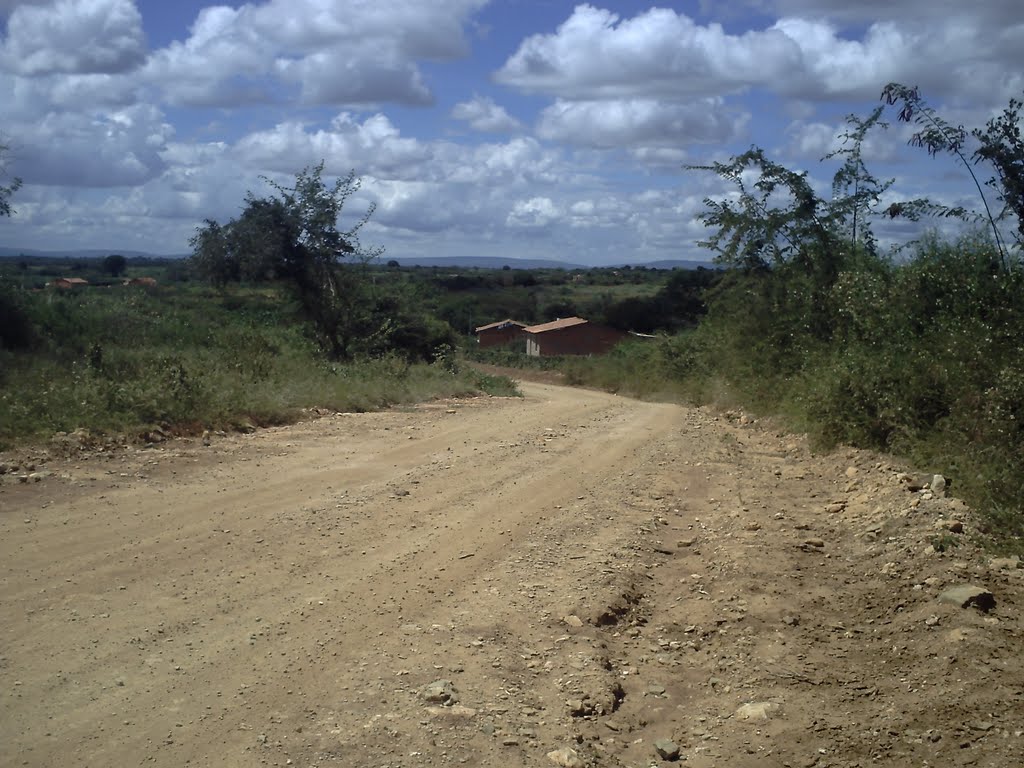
(735, 701, 781, 721)
(421, 679, 458, 705)
(937, 585, 995, 612)
(546, 746, 585, 768)
(990, 556, 1021, 571)
(654, 738, 680, 760)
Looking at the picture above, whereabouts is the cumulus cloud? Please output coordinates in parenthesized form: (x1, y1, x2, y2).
(442, 137, 566, 186)
(750, 0, 1022, 27)
(626, 147, 692, 174)
(565, 197, 631, 229)
(496, 5, 799, 99)
(537, 98, 746, 148)
(506, 196, 561, 228)
(274, 47, 432, 106)
(0, 0, 50, 14)
(781, 117, 911, 168)
(12, 104, 171, 187)
(4, 0, 1014, 264)
(451, 95, 522, 132)
(0, 0, 146, 76)
(144, 0, 486, 107)
(233, 113, 432, 179)
(496, 4, 1024, 106)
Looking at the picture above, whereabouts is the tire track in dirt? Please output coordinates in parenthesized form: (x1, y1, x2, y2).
(1, 384, 684, 767)
(2, 383, 1021, 768)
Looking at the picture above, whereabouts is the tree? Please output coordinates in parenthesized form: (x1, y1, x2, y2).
(687, 109, 972, 276)
(1, 141, 22, 218)
(881, 83, 1023, 268)
(190, 162, 385, 359)
(972, 96, 1024, 251)
(102, 254, 127, 277)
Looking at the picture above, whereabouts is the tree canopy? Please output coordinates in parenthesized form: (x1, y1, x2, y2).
(1, 141, 22, 218)
(190, 162, 454, 361)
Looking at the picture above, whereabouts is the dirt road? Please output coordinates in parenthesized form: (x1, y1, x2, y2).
(2, 382, 1022, 768)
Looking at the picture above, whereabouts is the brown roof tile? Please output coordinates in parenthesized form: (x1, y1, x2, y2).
(474, 319, 527, 333)
(522, 316, 588, 334)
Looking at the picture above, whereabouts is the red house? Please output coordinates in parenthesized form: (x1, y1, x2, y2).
(522, 317, 627, 357)
(475, 319, 526, 349)
(48, 277, 89, 289)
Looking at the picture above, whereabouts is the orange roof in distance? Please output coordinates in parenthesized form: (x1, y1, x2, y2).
(522, 316, 588, 334)
(474, 319, 526, 333)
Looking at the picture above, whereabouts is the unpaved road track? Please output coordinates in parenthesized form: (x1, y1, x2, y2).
(2, 382, 1022, 768)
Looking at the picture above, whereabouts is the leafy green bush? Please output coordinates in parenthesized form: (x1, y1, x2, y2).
(0, 282, 516, 449)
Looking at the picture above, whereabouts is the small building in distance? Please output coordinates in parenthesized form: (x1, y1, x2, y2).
(48, 277, 89, 289)
(475, 319, 527, 349)
(522, 316, 627, 357)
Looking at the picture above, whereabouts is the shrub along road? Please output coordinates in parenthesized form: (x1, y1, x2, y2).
(1, 383, 1021, 767)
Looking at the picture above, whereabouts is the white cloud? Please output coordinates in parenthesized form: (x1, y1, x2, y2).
(780, 116, 915, 170)
(144, 0, 487, 107)
(496, 5, 799, 100)
(496, 4, 1024, 106)
(3, 1, 1017, 265)
(537, 98, 746, 148)
(628, 147, 690, 172)
(506, 196, 561, 228)
(751, 0, 1022, 27)
(9, 104, 171, 187)
(0, 0, 50, 14)
(274, 47, 432, 107)
(442, 137, 566, 186)
(0, 0, 146, 76)
(233, 113, 432, 179)
(451, 95, 522, 132)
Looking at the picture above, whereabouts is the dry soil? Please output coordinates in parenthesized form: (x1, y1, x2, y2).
(1, 381, 1022, 768)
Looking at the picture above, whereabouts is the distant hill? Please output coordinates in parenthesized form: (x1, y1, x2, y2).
(631, 259, 718, 270)
(0, 247, 713, 270)
(0, 246, 189, 260)
(385, 256, 714, 270)
(386, 256, 588, 270)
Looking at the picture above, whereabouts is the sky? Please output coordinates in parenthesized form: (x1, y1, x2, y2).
(0, 0, 1022, 265)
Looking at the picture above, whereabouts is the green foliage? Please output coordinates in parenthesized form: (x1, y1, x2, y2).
(190, 162, 389, 359)
(0, 278, 35, 350)
(0, 282, 517, 449)
(559, 233, 1024, 550)
(600, 268, 720, 333)
(930, 533, 961, 553)
(1, 140, 22, 218)
(972, 95, 1024, 249)
(101, 254, 128, 277)
(686, 147, 833, 271)
(881, 83, 1023, 266)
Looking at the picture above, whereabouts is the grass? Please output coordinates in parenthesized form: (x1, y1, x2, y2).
(0, 281, 518, 450)
(474, 239, 1024, 555)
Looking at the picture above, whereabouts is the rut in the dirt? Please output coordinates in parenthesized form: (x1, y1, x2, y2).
(1, 383, 1021, 768)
